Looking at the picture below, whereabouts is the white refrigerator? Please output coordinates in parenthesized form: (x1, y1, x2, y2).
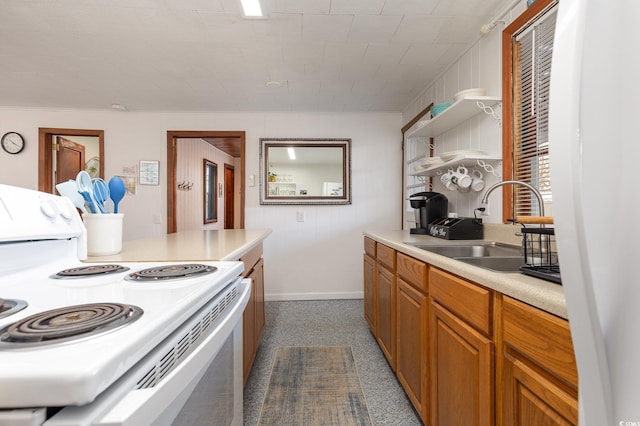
(549, 0, 640, 424)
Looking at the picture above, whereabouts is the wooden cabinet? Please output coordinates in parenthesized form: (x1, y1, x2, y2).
(376, 262, 396, 371)
(396, 279, 428, 423)
(241, 244, 265, 386)
(363, 237, 377, 331)
(429, 267, 494, 426)
(363, 253, 376, 331)
(501, 296, 578, 425)
(361, 237, 578, 426)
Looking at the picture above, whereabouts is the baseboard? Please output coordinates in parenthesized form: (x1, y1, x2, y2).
(265, 291, 364, 302)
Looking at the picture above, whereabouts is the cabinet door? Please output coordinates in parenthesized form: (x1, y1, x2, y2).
(376, 264, 396, 371)
(254, 258, 265, 343)
(503, 352, 578, 425)
(397, 279, 428, 423)
(363, 253, 376, 331)
(430, 300, 494, 426)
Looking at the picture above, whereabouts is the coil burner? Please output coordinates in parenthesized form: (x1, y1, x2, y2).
(53, 265, 130, 279)
(0, 298, 28, 320)
(125, 264, 217, 282)
(0, 303, 143, 345)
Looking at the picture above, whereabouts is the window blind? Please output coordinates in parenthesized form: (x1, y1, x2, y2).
(512, 7, 557, 217)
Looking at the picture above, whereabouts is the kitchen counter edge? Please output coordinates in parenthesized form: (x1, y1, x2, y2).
(85, 229, 272, 263)
(364, 230, 568, 319)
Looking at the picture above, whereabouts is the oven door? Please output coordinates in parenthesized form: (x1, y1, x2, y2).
(45, 278, 251, 426)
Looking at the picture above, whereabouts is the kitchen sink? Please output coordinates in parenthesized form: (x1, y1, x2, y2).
(454, 256, 525, 272)
(406, 241, 521, 258)
(405, 241, 524, 272)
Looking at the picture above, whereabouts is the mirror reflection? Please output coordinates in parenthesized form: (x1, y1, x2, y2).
(260, 138, 351, 205)
(204, 159, 217, 223)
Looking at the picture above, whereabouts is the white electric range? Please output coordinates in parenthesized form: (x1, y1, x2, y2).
(0, 184, 249, 425)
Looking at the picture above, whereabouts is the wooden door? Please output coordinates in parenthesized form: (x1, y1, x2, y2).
(396, 279, 428, 423)
(254, 258, 265, 343)
(224, 164, 234, 229)
(55, 137, 85, 187)
(430, 300, 494, 426)
(363, 253, 376, 331)
(376, 264, 396, 371)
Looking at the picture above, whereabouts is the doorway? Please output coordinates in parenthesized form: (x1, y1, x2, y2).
(167, 131, 245, 234)
(224, 164, 235, 229)
(38, 128, 104, 194)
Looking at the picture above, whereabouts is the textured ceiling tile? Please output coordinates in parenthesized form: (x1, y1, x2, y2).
(347, 15, 403, 43)
(274, 0, 330, 14)
(381, 0, 440, 15)
(362, 43, 409, 65)
(323, 43, 368, 63)
(392, 15, 445, 43)
(330, 0, 386, 15)
(302, 14, 353, 42)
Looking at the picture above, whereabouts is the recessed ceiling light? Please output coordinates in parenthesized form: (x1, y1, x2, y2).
(240, 0, 262, 17)
(111, 104, 127, 111)
(266, 81, 282, 88)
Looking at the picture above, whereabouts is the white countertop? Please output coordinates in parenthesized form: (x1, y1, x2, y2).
(364, 230, 568, 319)
(86, 229, 272, 262)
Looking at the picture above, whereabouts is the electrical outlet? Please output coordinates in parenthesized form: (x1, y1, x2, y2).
(248, 174, 255, 187)
(480, 202, 490, 216)
(297, 211, 305, 222)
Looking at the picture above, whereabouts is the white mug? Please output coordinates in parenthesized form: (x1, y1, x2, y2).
(440, 169, 458, 191)
(471, 169, 485, 192)
(452, 165, 472, 188)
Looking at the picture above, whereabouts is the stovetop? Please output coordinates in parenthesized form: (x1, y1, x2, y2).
(0, 257, 243, 407)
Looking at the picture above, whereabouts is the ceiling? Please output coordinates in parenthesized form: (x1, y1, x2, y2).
(0, 0, 507, 113)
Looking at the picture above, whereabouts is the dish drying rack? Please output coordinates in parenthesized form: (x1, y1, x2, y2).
(519, 225, 562, 284)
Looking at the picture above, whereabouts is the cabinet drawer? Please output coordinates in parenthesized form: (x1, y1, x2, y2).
(429, 267, 492, 337)
(502, 296, 577, 389)
(364, 237, 376, 257)
(397, 252, 427, 293)
(240, 243, 263, 276)
(377, 243, 396, 271)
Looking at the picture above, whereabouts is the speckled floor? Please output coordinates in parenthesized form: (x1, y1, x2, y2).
(243, 300, 422, 425)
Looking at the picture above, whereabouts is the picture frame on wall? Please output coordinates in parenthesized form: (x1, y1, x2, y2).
(139, 160, 159, 185)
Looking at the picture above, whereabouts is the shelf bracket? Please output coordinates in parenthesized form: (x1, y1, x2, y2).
(476, 101, 502, 127)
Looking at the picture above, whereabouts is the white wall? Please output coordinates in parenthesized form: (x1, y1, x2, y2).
(0, 108, 402, 300)
(401, 1, 528, 224)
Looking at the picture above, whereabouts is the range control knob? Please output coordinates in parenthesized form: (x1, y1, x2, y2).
(55, 199, 73, 220)
(40, 200, 58, 218)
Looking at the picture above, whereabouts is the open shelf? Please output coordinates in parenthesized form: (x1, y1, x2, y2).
(406, 96, 501, 139)
(410, 152, 500, 177)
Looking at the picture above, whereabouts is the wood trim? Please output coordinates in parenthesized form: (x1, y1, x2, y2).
(401, 103, 434, 134)
(167, 130, 245, 234)
(401, 103, 434, 229)
(501, 0, 556, 223)
(38, 128, 104, 193)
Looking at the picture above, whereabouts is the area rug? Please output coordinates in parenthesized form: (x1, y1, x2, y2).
(257, 346, 373, 425)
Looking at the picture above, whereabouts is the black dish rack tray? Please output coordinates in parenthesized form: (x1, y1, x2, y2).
(519, 226, 562, 284)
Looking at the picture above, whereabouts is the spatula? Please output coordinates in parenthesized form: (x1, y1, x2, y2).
(108, 177, 126, 214)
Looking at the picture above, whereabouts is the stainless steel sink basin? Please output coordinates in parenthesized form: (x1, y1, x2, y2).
(405, 241, 524, 272)
(407, 242, 521, 258)
(454, 256, 525, 272)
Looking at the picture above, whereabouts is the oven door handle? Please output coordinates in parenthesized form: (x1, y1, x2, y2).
(46, 278, 251, 426)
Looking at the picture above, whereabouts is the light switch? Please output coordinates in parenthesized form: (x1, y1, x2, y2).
(248, 174, 255, 187)
(297, 211, 305, 222)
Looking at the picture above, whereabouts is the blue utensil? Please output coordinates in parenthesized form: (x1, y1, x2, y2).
(108, 176, 126, 214)
(92, 178, 110, 213)
(76, 171, 100, 214)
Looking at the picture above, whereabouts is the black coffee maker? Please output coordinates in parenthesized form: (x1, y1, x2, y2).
(409, 192, 448, 234)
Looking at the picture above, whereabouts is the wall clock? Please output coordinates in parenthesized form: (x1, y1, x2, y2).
(1, 132, 25, 155)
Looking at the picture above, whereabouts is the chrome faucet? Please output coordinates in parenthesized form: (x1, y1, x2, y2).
(480, 180, 545, 217)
